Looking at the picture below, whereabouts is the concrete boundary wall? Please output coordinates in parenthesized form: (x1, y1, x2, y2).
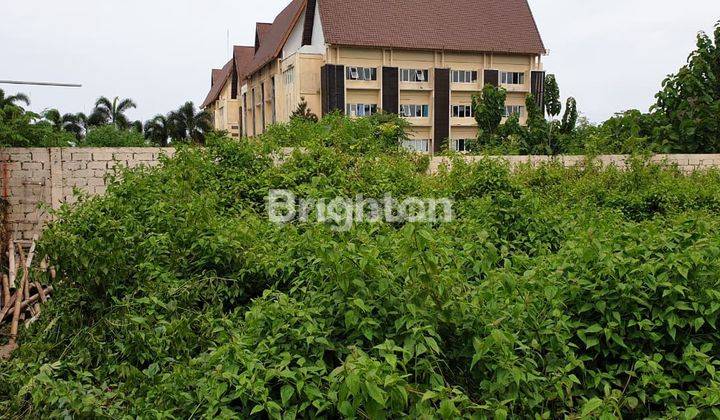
(427, 154, 720, 174)
(1, 147, 175, 241)
(1, 149, 719, 241)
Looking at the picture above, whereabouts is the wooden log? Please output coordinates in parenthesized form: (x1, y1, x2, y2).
(16, 245, 29, 302)
(0, 287, 53, 323)
(26, 235, 37, 268)
(0, 292, 17, 322)
(1, 274, 9, 309)
(7, 238, 15, 287)
(8, 275, 24, 344)
(19, 287, 52, 311)
(34, 280, 47, 303)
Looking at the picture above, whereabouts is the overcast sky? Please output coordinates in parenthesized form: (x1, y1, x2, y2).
(1, 0, 718, 124)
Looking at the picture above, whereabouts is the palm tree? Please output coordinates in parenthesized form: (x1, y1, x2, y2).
(41, 109, 88, 140)
(130, 120, 143, 133)
(143, 115, 172, 147)
(89, 96, 137, 129)
(0, 88, 30, 109)
(42, 109, 64, 131)
(64, 113, 89, 140)
(168, 102, 212, 144)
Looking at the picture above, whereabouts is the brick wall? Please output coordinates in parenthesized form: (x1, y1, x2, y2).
(1, 148, 175, 241)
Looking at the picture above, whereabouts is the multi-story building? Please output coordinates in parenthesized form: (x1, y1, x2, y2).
(202, 0, 547, 153)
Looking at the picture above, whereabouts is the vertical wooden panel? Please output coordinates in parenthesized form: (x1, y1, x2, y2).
(335, 65, 345, 113)
(433, 68, 450, 153)
(382, 67, 399, 114)
(321, 65, 345, 115)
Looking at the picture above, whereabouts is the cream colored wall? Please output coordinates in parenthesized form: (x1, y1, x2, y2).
(244, 60, 280, 136)
(242, 53, 323, 135)
(209, 79, 241, 137)
(330, 46, 540, 144)
(240, 45, 542, 143)
(298, 54, 323, 120)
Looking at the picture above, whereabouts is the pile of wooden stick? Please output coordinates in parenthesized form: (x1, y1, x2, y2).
(0, 236, 55, 359)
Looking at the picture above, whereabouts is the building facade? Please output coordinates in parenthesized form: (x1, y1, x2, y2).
(202, 0, 547, 153)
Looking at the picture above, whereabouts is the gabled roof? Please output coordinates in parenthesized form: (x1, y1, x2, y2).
(318, 0, 546, 55)
(211, 69, 222, 86)
(234, 45, 255, 79)
(245, 0, 306, 76)
(202, 46, 255, 109)
(202, 59, 233, 108)
(256, 22, 272, 46)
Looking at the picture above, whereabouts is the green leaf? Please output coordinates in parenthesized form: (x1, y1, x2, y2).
(338, 400, 354, 417)
(365, 382, 385, 406)
(581, 398, 604, 417)
(438, 399, 456, 419)
(281, 384, 295, 406)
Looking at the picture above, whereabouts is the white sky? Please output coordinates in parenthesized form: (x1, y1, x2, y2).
(1, 0, 718, 124)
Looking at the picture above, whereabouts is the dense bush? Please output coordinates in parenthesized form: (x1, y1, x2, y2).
(81, 125, 147, 147)
(1, 116, 720, 418)
(0, 106, 75, 147)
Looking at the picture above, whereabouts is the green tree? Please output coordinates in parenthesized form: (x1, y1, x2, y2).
(544, 74, 561, 119)
(652, 22, 720, 152)
(90, 96, 137, 129)
(63, 113, 89, 140)
(560, 97, 578, 134)
(290, 97, 318, 122)
(169, 102, 212, 145)
(144, 115, 172, 147)
(472, 84, 506, 136)
(523, 94, 550, 154)
(0, 89, 30, 109)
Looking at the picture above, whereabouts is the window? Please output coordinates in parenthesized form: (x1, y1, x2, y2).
(400, 68, 430, 82)
(451, 139, 471, 152)
(401, 139, 430, 153)
(346, 103, 378, 117)
(452, 105, 473, 118)
(504, 105, 525, 117)
(400, 104, 430, 118)
(451, 70, 478, 83)
(271, 77, 276, 124)
(346, 66, 377, 81)
(500, 71, 525, 85)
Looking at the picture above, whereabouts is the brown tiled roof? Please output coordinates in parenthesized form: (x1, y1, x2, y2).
(211, 69, 222, 86)
(318, 0, 546, 55)
(234, 45, 255, 78)
(245, 0, 306, 76)
(202, 59, 233, 108)
(202, 46, 255, 109)
(256, 22, 272, 45)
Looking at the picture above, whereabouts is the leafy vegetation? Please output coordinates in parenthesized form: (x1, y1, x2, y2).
(468, 21, 720, 155)
(2, 114, 720, 418)
(0, 88, 211, 147)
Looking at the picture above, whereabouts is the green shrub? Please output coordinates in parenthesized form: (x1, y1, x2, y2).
(82, 125, 148, 147)
(2, 116, 720, 418)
